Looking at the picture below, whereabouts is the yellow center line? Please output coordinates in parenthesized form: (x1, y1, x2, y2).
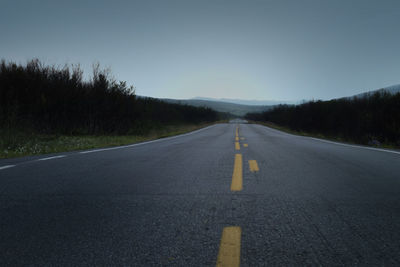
(248, 160, 259, 172)
(235, 136, 239, 141)
(216, 226, 242, 267)
(231, 154, 243, 191)
(235, 142, 240, 150)
(243, 144, 248, 147)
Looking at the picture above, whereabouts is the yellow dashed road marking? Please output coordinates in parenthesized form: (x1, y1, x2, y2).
(216, 226, 242, 267)
(248, 160, 259, 172)
(235, 142, 240, 150)
(235, 136, 239, 141)
(243, 144, 248, 147)
(231, 154, 243, 191)
(240, 137, 245, 140)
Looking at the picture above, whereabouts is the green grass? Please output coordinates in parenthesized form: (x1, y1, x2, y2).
(248, 120, 399, 150)
(0, 122, 225, 159)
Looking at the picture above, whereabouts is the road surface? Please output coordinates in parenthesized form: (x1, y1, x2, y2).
(1, 122, 400, 266)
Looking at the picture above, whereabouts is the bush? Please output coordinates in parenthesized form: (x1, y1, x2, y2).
(245, 92, 400, 146)
(0, 59, 219, 135)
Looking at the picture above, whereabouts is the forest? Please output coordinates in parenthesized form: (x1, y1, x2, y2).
(0, 59, 221, 135)
(245, 92, 400, 147)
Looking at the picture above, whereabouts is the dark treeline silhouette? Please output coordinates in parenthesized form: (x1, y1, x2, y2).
(0, 59, 220, 135)
(245, 92, 400, 146)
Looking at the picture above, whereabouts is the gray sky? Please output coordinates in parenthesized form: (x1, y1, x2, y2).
(1, 0, 400, 101)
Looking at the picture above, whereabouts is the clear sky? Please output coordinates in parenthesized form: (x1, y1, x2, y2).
(1, 0, 400, 101)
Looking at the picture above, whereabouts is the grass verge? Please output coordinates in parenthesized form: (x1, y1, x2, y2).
(0, 122, 226, 159)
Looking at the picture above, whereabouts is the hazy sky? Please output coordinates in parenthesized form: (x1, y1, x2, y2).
(1, 0, 400, 101)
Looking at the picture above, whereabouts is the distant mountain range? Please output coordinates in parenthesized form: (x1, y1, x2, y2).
(160, 98, 274, 117)
(140, 83, 400, 118)
(192, 97, 296, 106)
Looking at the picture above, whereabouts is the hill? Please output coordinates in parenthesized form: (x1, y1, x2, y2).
(349, 84, 400, 99)
(159, 98, 273, 117)
(193, 97, 296, 106)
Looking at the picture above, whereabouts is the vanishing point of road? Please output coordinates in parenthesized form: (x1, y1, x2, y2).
(1, 121, 400, 266)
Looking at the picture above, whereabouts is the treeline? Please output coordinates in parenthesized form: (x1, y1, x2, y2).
(0, 59, 220, 135)
(245, 92, 400, 146)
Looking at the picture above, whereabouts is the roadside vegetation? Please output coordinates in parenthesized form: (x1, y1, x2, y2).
(0, 59, 227, 158)
(0, 123, 219, 158)
(245, 92, 400, 149)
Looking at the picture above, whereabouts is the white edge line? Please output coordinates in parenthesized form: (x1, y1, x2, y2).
(0, 165, 16, 170)
(37, 155, 66, 161)
(79, 124, 217, 154)
(255, 123, 400, 155)
(309, 137, 400, 155)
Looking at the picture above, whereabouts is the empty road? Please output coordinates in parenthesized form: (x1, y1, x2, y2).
(1, 122, 400, 266)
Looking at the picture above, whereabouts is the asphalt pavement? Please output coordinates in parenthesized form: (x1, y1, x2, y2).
(1, 122, 400, 266)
